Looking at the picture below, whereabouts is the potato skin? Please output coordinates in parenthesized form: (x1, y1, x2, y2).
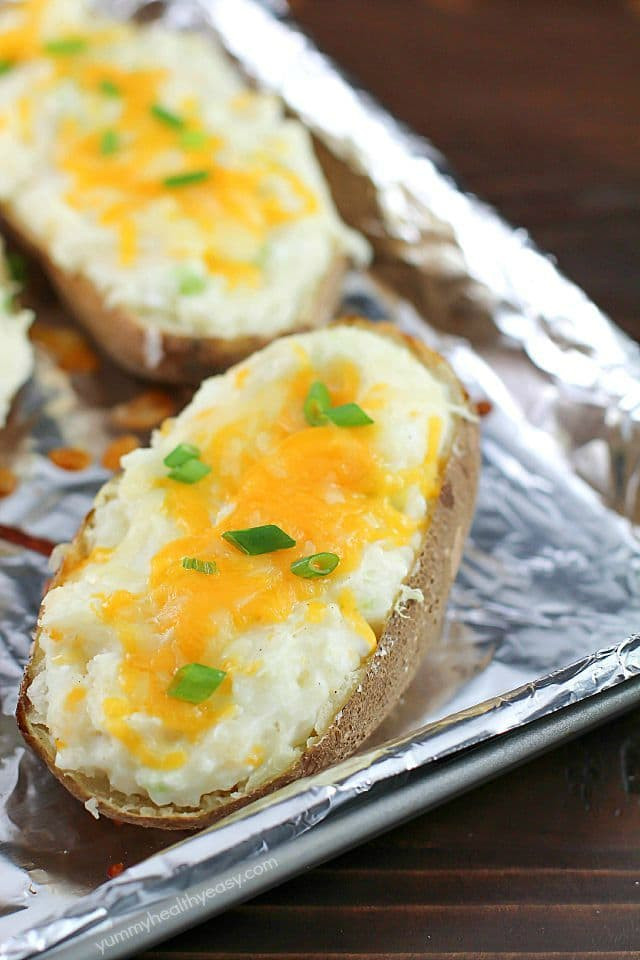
(16, 323, 480, 829)
(0, 211, 347, 384)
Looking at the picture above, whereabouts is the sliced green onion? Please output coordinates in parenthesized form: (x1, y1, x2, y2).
(99, 79, 121, 97)
(0, 60, 14, 76)
(6, 252, 26, 286)
(163, 442, 200, 468)
(43, 37, 88, 56)
(222, 524, 296, 556)
(303, 381, 331, 426)
(168, 458, 211, 484)
(180, 129, 207, 150)
(163, 169, 209, 189)
(303, 381, 373, 427)
(167, 663, 226, 704)
(254, 244, 269, 268)
(151, 103, 185, 129)
(165, 442, 210, 483)
(182, 556, 217, 575)
(327, 403, 374, 427)
(100, 129, 119, 155)
(145, 779, 168, 795)
(291, 552, 340, 579)
(178, 271, 206, 296)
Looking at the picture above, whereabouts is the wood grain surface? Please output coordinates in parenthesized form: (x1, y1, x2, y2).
(138, 2, 640, 957)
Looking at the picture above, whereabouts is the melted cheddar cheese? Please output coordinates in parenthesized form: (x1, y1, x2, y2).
(0, 0, 368, 338)
(30, 326, 464, 808)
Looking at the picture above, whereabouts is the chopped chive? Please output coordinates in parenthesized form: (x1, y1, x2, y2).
(303, 381, 373, 427)
(99, 79, 121, 97)
(254, 244, 269, 269)
(168, 459, 211, 484)
(178, 271, 206, 296)
(164, 440, 210, 483)
(327, 403, 374, 427)
(303, 381, 331, 426)
(167, 663, 226, 704)
(291, 552, 340, 579)
(222, 524, 296, 556)
(6, 252, 26, 286)
(43, 37, 88, 56)
(0, 60, 14, 76)
(163, 443, 200, 467)
(151, 103, 185, 129)
(182, 556, 218, 575)
(180, 129, 207, 150)
(100, 129, 119, 155)
(163, 169, 209, 189)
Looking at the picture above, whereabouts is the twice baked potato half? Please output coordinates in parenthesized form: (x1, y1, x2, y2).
(0, 0, 367, 382)
(17, 322, 479, 829)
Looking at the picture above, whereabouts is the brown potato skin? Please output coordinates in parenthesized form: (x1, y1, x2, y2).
(16, 323, 480, 830)
(1, 211, 347, 384)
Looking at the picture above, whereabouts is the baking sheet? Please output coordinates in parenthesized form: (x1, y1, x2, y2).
(2, 0, 640, 956)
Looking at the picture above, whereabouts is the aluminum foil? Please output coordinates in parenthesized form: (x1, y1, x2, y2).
(2, 1, 640, 956)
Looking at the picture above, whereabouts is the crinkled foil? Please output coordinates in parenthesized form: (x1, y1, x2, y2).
(2, 1, 640, 956)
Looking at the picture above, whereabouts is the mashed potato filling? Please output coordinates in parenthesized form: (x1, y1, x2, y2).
(0, 241, 33, 427)
(30, 327, 460, 807)
(0, 0, 368, 338)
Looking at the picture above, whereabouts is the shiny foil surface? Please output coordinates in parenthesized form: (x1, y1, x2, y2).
(2, 1, 640, 956)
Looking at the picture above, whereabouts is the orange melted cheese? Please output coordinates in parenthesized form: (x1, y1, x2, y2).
(64, 686, 86, 709)
(91, 357, 444, 769)
(338, 589, 377, 652)
(0, 0, 319, 282)
(102, 696, 187, 771)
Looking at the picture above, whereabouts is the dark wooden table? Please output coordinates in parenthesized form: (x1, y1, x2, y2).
(140, 2, 640, 957)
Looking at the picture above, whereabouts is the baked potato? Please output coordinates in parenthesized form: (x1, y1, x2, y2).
(17, 321, 479, 829)
(0, 0, 367, 382)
